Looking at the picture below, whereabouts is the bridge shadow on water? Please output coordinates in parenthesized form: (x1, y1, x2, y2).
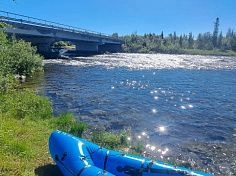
(34, 164, 62, 176)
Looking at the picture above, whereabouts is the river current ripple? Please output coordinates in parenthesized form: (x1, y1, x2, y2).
(42, 53, 236, 175)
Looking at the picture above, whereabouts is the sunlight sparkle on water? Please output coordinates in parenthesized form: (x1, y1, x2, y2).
(188, 104, 193, 108)
(159, 126, 166, 132)
(150, 146, 156, 151)
(142, 132, 147, 136)
(180, 105, 186, 109)
(154, 96, 159, 100)
(152, 108, 158, 113)
(161, 90, 166, 94)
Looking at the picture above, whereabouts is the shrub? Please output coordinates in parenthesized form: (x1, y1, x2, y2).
(0, 74, 18, 94)
(0, 31, 43, 76)
(52, 112, 87, 137)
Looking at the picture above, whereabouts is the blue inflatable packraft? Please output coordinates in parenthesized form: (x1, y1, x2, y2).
(49, 130, 213, 176)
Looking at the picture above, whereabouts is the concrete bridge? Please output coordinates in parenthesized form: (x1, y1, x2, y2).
(0, 11, 122, 57)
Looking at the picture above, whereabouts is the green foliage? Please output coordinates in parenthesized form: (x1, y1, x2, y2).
(121, 18, 236, 55)
(0, 89, 53, 120)
(52, 112, 87, 137)
(0, 30, 43, 76)
(0, 74, 18, 94)
(0, 22, 11, 29)
(53, 40, 72, 48)
(130, 142, 144, 154)
(91, 131, 128, 149)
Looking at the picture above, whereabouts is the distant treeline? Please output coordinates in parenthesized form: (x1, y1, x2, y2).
(114, 18, 236, 55)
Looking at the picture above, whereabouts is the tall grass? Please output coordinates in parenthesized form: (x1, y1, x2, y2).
(91, 130, 128, 149)
(51, 112, 87, 137)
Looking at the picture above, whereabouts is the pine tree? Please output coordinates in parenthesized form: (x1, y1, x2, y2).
(188, 32, 194, 49)
(218, 32, 223, 49)
(160, 31, 164, 40)
(212, 17, 219, 48)
(179, 35, 183, 48)
(173, 32, 177, 44)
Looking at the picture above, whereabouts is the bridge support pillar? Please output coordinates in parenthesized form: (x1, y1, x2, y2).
(75, 41, 99, 54)
(35, 43, 56, 57)
(36, 43, 52, 52)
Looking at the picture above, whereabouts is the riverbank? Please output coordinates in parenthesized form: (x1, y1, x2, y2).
(122, 49, 236, 57)
(0, 28, 129, 175)
(176, 49, 236, 57)
(0, 28, 83, 175)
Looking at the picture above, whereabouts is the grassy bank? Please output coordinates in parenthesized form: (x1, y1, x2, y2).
(0, 88, 89, 176)
(0, 27, 130, 175)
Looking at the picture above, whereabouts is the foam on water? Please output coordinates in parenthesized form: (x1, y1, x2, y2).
(44, 53, 236, 70)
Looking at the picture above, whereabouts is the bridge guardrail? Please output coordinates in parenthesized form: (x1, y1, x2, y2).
(0, 10, 120, 42)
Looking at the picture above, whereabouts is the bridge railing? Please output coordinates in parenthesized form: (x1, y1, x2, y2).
(0, 10, 120, 42)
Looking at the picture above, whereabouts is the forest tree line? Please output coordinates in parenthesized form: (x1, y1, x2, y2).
(114, 18, 236, 55)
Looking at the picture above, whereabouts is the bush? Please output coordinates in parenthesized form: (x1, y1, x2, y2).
(0, 31, 43, 76)
(52, 112, 87, 137)
(0, 74, 18, 94)
(0, 89, 53, 120)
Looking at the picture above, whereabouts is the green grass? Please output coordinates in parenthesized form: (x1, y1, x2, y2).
(91, 131, 128, 149)
(0, 90, 53, 120)
(51, 112, 87, 137)
(0, 117, 54, 176)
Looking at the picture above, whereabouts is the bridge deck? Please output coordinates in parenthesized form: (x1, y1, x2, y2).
(0, 10, 120, 42)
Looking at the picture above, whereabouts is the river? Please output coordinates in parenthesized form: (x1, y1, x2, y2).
(35, 53, 236, 175)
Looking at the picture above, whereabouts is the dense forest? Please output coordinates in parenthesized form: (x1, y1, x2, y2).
(116, 18, 236, 55)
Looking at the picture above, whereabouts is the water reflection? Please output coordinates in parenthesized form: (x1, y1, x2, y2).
(154, 96, 159, 100)
(152, 108, 158, 114)
(133, 130, 170, 160)
(158, 126, 166, 132)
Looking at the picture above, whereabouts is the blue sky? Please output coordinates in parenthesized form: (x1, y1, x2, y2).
(0, 0, 235, 36)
